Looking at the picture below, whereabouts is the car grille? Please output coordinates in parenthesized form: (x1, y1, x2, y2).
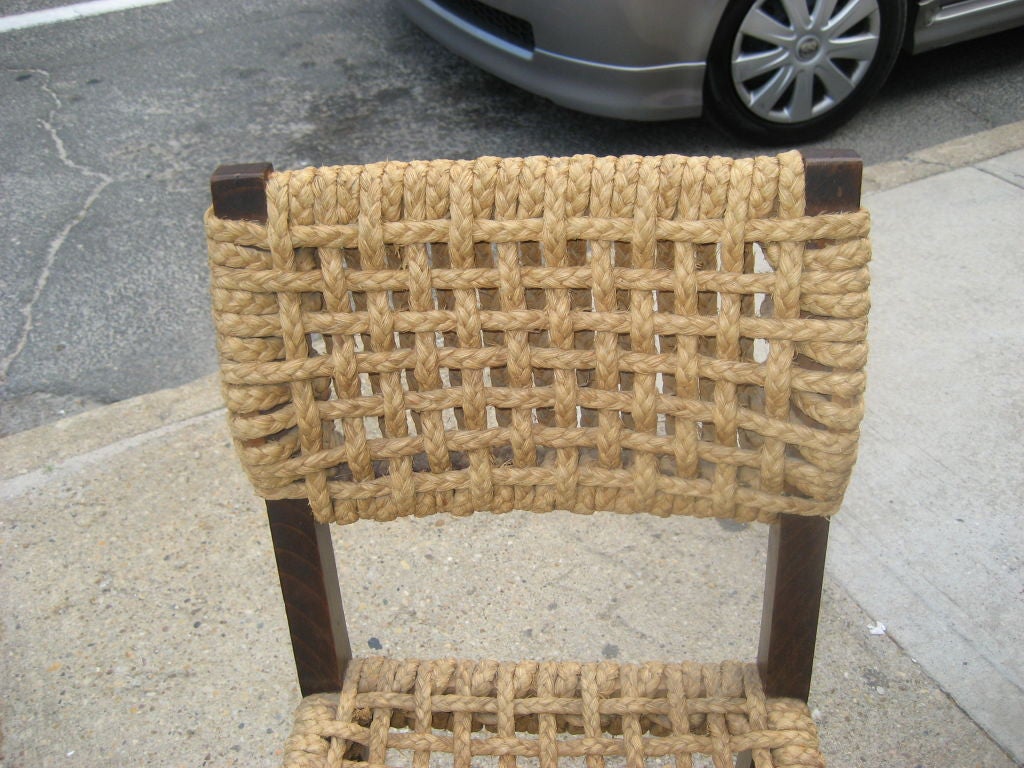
(431, 0, 535, 51)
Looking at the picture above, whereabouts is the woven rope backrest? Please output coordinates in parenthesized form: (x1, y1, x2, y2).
(206, 152, 869, 526)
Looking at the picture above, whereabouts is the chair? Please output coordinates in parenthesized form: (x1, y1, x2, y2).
(205, 150, 869, 768)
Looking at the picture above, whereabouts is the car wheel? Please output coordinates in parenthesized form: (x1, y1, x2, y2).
(704, 0, 906, 144)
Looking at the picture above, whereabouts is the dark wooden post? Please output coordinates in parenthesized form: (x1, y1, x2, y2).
(210, 163, 274, 222)
(756, 514, 831, 699)
(757, 149, 863, 701)
(266, 498, 352, 695)
(211, 164, 352, 696)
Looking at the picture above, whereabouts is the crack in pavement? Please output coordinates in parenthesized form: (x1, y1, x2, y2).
(975, 164, 1024, 191)
(0, 68, 113, 385)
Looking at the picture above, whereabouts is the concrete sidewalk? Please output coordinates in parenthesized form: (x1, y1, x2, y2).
(2, 128, 1023, 767)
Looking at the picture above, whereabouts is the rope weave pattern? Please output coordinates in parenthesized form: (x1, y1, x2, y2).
(282, 658, 824, 768)
(206, 152, 869, 525)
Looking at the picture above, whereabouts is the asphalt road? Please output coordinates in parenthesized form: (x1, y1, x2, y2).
(2, 0, 1023, 435)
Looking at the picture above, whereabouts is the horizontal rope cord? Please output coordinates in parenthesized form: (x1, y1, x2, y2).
(247, 457, 847, 507)
(338, 692, 751, 716)
(210, 232, 871, 273)
(213, 309, 868, 343)
(218, 349, 863, 395)
(256, 473, 837, 518)
(233, 417, 856, 473)
(227, 386, 858, 450)
(210, 264, 868, 295)
(205, 209, 869, 249)
(312, 726, 818, 756)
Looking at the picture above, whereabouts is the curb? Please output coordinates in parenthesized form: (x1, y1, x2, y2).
(0, 373, 222, 481)
(862, 118, 1024, 193)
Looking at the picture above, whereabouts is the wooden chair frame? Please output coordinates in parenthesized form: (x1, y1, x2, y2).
(209, 150, 863, 766)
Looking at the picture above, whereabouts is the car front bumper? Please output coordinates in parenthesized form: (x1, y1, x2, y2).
(396, 0, 707, 121)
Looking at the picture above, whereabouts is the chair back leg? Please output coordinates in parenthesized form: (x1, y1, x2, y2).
(757, 514, 830, 700)
(756, 150, 863, 702)
(268, 498, 353, 696)
(211, 164, 354, 695)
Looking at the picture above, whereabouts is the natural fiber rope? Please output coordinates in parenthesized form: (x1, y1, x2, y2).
(282, 658, 824, 768)
(207, 152, 869, 525)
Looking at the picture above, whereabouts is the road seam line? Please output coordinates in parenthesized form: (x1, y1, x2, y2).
(0, 408, 224, 500)
(0, 0, 173, 33)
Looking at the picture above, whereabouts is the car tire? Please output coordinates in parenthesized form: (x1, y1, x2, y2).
(704, 0, 906, 144)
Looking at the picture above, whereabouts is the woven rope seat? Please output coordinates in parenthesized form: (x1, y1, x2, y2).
(205, 150, 870, 768)
(284, 659, 823, 768)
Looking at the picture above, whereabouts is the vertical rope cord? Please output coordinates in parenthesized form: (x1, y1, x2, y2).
(542, 158, 582, 511)
(449, 161, 493, 513)
(314, 166, 358, 525)
(580, 663, 605, 768)
(665, 663, 695, 768)
(710, 158, 755, 520)
(629, 156, 663, 514)
(762, 151, 805, 500)
(537, 662, 558, 768)
(670, 157, 706, 516)
(703, 663, 732, 768)
(495, 157, 539, 513)
(266, 171, 332, 522)
(403, 161, 450, 517)
(588, 155, 622, 513)
(496, 663, 518, 768)
(519, 156, 553, 512)
(324, 165, 375, 522)
(358, 165, 415, 519)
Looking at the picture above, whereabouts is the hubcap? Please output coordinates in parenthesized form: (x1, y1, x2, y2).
(730, 0, 882, 123)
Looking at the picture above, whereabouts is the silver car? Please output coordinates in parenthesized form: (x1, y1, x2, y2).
(397, 0, 1024, 142)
